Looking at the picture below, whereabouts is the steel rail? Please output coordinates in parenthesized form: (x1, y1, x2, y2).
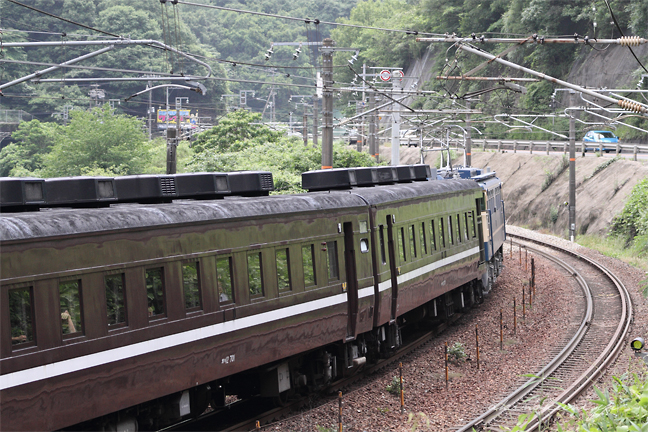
(455, 238, 594, 432)
(509, 234, 633, 432)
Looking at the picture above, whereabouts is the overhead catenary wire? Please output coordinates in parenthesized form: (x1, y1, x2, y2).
(176, 0, 443, 37)
(5, 0, 121, 38)
(602, 0, 648, 73)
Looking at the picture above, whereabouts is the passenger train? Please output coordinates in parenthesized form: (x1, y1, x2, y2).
(0, 165, 505, 431)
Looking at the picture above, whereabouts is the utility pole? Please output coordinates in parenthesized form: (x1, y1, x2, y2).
(569, 90, 576, 242)
(368, 93, 378, 162)
(148, 80, 153, 140)
(312, 97, 318, 147)
(321, 38, 334, 169)
(390, 76, 401, 166)
(465, 100, 472, 166)
(303, 109, 308, 146)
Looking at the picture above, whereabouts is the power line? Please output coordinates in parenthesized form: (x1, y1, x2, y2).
(602, 0, 648, 73)
(176, 1, 444, 37)
(5, 0, 121, 38)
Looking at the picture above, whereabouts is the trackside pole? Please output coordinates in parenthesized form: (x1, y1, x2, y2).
(475, 324, 480, 369)
(399, 362, 404, 414)
(445, 342, 449, 390)
(338, 391, 343, 432)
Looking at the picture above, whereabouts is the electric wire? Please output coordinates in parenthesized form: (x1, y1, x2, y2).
(603, 0, 648, 73)
(4, 0, 121, 39)
(0, 58, 187, 77)
(172, 2, 184, 75)
(176, 0, 443, 37)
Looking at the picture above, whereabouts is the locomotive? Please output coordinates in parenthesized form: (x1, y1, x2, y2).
(0, 165, 505, 431)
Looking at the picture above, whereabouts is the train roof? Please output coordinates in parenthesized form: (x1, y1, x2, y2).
(0, 193, 368, 242)
(0, 179, 479, 242)
(349, 178, 480, 205)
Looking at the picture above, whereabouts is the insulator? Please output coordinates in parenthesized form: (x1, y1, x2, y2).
(619, 36, 642, 46)
(617, 99, 647, 113)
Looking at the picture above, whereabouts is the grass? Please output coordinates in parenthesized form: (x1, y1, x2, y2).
(576, 234, 648, 272)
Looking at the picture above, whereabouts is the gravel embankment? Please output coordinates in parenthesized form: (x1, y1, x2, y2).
(261, 227, 648, 431)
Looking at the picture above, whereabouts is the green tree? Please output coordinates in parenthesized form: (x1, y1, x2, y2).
(40, 104, 153, 177)
(189, 110, 378, 193)
(190, 109, 283, 154)
(0, 120, 61, 176)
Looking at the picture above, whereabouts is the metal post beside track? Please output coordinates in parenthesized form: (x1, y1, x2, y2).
(445, 342, 449, 390)
(338, 391, 343, 432)
(399, 362, 404, 414)
(475, 325, 480, 369)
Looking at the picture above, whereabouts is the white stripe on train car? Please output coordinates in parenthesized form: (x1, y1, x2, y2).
(1, 292, 350, 391)
(377, 246, 479, 292)
(0, 246, 480, 391)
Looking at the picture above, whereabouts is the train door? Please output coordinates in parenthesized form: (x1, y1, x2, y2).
(386, 215, 398, 323)
(343, 222, 358, 339)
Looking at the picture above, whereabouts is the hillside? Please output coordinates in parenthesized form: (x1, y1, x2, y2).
(386, 147, 648, 238)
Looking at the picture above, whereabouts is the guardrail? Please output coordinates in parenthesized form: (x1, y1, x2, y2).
(397, 137, 648, 160)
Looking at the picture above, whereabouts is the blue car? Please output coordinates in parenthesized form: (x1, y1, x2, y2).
(583, 130, 619, 153)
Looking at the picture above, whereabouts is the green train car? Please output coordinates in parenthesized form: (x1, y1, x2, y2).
(1, 167, 498, 431)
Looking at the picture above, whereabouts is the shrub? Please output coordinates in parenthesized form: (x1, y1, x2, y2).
(611, 178, 648, 243)
(386, 376, 403, 395)
(447, 342, 467, 364)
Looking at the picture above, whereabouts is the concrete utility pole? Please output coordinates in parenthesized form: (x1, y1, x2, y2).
(569, 90, 576, 242)
(303, 110, 308, 146)
(368, 92, 377, 162)
(390, 77, 401, 166)
(312, 96, 319, 147)
(321, 38, 334, 169)
(465, 100, 472, 166)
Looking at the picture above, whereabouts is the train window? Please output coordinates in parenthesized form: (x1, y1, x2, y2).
(302, 244, 317, 287)
(105, 274, 127, 327)
(438, 219, 445, 249)
(409, 225, 417, 259)
(9, 287, 34, 346)
(430, 220, 437, 251)
(360, 238, 369, 253)
(247, 252, 264, 298)
(464, 213, 470, 241)
(359, 220, 368, 233)
(59, 280, 83, 336)
(379, 225, 387, 265)
(146, 268, 166, 318)
(276, 248, 292, 291)
(216, 257, 234, 304)
(398, 227, 407, 262)
(326, 241, 339, 280)
(456, 214, 462, 243)
(420, 222, 427, 255)
(447, 216, 454, 245)
(469, 211, 476, 238)
(183, 263, 201, 311)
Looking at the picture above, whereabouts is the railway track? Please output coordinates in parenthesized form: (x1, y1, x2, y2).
(456, 232, 633, 431)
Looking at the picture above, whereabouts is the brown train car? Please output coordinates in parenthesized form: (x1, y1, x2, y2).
(1, 174, 488, 431)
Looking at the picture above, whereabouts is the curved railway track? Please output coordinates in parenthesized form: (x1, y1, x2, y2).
(172, 232, 633, 432)
(456, 232, 633, 431)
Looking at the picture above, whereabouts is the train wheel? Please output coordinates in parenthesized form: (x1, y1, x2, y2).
(473, 282, 484, 305)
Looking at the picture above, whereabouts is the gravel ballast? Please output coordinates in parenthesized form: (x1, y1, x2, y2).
(261, 227, 647, 432)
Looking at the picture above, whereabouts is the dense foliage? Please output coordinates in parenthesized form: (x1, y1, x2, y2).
(611, 178, 648, 253)
(188, 110, 379, 193)
(557, 372, 648, 431)
(2, 0, 647, 131)
(0, 105, 157, 177)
